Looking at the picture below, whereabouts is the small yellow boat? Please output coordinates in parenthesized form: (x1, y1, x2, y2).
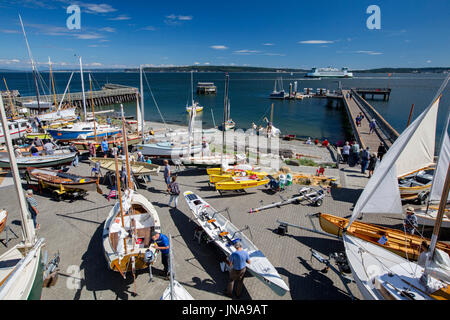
(318, 212, 450, 260)
(215, 176, 270, 191)
(209, 170, 268, 184)
(206, 164, 258, 176)
(25, 132, 52, 140)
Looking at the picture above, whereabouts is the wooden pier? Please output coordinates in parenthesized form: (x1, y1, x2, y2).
(342, 89, 399, 151)
(354, 87, 391, 101)
(196, 82, 216, 94)
(14, 83, 138, 109)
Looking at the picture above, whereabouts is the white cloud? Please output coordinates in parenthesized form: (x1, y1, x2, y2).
(298, 40, 334, 44)
(356, 50, 383, 55)
(263, 43, 274, 46)
(233, 49, 261, 54)
(0, 58, 21, 64)
(99, 27, 115, 33)
(83, 3, 117, 14)
(194, 62, 200, 65)
(204, 62, 210, 65)
(264, 53, 286, 56)
(87, 62, 103, 67)
(108, 15, 131, 21)
(426, 60, 432, 63)
(165, 14, 193, 25)
(210, 45, 228, 50)
(75, 33, 103, 40)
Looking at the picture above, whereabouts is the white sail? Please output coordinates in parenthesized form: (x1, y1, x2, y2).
(429, 117, 450, 202)
(395, 98, 439, 177)
(136, 95, 142, 134)
(348, 96, 441, 225)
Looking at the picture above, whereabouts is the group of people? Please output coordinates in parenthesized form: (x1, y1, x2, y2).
(341, 141, 388, 177)
(13, 136, 57, 158)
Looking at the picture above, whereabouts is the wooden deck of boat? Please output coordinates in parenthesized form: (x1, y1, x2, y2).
(342, 89, 399, 151)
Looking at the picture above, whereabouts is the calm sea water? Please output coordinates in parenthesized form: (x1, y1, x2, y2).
(2, 71, 449, 144)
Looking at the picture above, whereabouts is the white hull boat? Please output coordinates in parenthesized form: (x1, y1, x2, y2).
(0, 119, 30, 143)
(161, 280, 194, 300)
(184, 191, 290, 296)
(36, 107, 77, 122)
(137, 141, 202, 158)
(0, 151, 76, 169)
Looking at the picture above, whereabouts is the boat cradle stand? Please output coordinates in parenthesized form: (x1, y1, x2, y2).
(0, 225, 19, 247)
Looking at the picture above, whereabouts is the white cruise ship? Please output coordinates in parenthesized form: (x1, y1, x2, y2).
(305, 67, 353, 78)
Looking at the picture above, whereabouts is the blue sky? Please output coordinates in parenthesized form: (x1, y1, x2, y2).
(0, 0, 449, 70)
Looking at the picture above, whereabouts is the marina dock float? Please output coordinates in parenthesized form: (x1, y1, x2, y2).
(342, 89, 399, 150)
(354, 87, 391, 101)
(196, 82, 217, 94)
(14, 83, 138, 109)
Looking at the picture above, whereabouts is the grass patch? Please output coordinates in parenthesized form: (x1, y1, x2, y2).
(296, 158, 319, 167)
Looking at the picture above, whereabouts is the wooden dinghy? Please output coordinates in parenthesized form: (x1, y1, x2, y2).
(103, 190, 161, 274)
(415, 206, 450, 228)
(184, 191, 290, 296)
(72, 133, 142, 151)
(26, 167, 102, 194)
(214, 175, 270, 191)
(319, 212, 450, 260)
(89, 157, 160, 176)
(398, 166, 435, 202)
(209, 170, 268, 184)
(0, 209, 7, 233)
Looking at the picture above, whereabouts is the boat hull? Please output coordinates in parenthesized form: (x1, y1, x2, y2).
(183, 191, 289, 296)
(319, 213, 450, 260)
(136, 143, 202, 158)
(89, 157, 160, 176)
(0, 153, 76, 169)
(215, 178, 269, 191)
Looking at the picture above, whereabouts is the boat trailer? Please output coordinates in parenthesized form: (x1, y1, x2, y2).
(249, 186, 326, 213)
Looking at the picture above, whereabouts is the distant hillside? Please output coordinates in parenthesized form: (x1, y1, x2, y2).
(353, 67, 450, 73)
(125, 65, 308, 73)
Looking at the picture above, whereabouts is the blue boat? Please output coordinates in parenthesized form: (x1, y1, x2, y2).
(48, 122, 121, 141)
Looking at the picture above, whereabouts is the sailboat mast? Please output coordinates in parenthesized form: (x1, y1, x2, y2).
(0, 95, 34, 245)
(221, 74, 229, 170)
(3, 78, 16, 116)
(428, 163, 450, 259)
(270, 103, 274, 124)
(191, 70, 194, 106)
(120, 104, 132, 190)
(114, 154, 127, 256)
(88, 74, 97, 141)
(19, 15, 41, 114)
(79, 56, 87, 119)
(169, 234, 174, 300)
(48, 57, 58, 111)
(139, 65, 145, 139)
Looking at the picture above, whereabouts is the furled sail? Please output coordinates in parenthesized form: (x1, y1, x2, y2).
(429, 117, 450, 202)
(348, 96, 441, 226)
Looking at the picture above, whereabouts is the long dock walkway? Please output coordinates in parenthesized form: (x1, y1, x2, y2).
(341, 89, 399, 151)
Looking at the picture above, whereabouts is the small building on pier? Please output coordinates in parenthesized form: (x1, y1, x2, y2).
(196, 82, 217, 94)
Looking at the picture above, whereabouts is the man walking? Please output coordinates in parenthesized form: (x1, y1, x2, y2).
(101, 137, 109, 158)
(404, 207, 418, 235)
(163, 160, 171, 187)
(168, 176, 180, 208)
(224, 242, 250, 298)
(360, 147, 370, 174)
(369, 119, 377, 134)
(377, 142, 387, 161)
(151, 231, 170, 279)
(26, 189, 40, 230)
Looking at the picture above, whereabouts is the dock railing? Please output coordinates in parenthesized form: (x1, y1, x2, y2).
(350, 89, 399, 145)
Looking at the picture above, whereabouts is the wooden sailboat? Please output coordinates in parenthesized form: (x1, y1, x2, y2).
(416, 116, 450, 226)
(0, 150, 76, 169)
(26, 167, 102, 194)
(342, 77, 450, 300)
(319, 90, 447, 259)
(160, 234, 194, 300)
(0, 91, 45, 300)
(102, 105, 161, 279)
(184, 191, 290, 296)
(318, 212, 450, 260)
(89, 157, 160, 176)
